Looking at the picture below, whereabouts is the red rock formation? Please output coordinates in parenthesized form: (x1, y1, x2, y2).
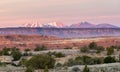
(0, 35, 120, 50)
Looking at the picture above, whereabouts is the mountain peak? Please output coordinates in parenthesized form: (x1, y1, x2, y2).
(70, 21, 95, 28)
(80, 21, 91, 24)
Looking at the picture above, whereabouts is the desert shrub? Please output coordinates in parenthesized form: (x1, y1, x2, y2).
(25, 54, 55, 69)
(104, 56, 116, 63)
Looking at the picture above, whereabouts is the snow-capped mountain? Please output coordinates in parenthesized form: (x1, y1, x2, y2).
(24, 22, 64, 28)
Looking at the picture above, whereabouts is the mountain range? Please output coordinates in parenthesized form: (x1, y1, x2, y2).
(0, 21, 119, 38)
(70, 22, 118, 28)
(24, 21, 119, 28)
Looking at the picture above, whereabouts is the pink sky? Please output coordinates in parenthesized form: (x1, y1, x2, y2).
(0, 0, 120, 27)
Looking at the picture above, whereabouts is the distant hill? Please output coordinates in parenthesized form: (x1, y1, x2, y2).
(70, 22, 95, 28)
(0, 27, 120, 38)
(69, 22, 118, 28)
(96, 23, 118, 28)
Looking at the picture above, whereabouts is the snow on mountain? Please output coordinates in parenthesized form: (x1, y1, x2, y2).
(24, 22, 64, 28)
(43, 22, 64, 28)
